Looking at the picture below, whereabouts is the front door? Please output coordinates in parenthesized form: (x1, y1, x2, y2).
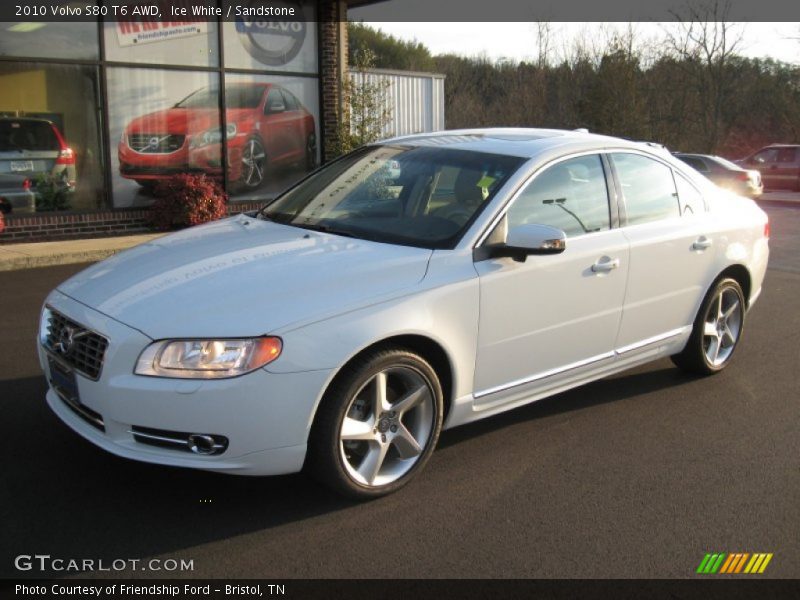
(473, 154, 629, 397)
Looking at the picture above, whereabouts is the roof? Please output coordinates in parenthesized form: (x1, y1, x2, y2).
(380, 127, 662, 160)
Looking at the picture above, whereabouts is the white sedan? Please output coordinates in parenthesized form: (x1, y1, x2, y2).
(39, 129, 769, 498)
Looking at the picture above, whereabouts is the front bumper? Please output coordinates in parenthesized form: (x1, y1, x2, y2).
(40, 290, 332, 476)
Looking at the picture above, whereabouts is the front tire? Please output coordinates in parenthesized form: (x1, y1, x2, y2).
(671, 277, 746, 375)
(306, 348, 444, 499)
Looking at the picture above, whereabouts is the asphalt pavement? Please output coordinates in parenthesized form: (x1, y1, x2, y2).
(1, 204, 798, 579)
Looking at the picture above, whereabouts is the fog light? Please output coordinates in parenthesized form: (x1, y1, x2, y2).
(188, 434, 217, 455)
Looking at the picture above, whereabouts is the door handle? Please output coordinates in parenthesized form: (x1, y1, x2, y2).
(591, 256, 620, 273)
(692, 236, 712, 251)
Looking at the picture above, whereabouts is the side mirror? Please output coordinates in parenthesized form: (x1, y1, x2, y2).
(477, 222, 566, 262)
(267, 103, 286, 114)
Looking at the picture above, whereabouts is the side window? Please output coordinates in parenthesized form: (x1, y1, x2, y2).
(679, 156, 709, 173)
(674, 173, 705, 216)
(265, 88, 285, 114)
(777, 147, 797, 163)
(753, 148, 778, 164)
(612, 153, 680, 225)
(281, 89, 298, 111)
(507, 154, 611, 237)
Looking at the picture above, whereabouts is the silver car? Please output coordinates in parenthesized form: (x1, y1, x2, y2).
(674, 153, 763, 198)
(0, 117, 76, 214)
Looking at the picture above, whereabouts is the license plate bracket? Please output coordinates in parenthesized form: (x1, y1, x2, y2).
(48, 356, 79, 403)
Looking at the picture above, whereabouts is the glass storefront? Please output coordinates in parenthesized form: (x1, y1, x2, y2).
(0, 3, 320, 216)
(0, 61, 105, 213)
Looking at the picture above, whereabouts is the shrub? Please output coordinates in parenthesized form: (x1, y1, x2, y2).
(149, 174, 228, 230)
(34, 172, 72, 211)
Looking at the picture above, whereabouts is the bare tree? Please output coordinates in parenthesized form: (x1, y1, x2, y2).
(663, 0, 746, 151)
(534, 22, 553, 69)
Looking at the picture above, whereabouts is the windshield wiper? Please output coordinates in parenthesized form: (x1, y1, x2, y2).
(292, 222, 356, 238)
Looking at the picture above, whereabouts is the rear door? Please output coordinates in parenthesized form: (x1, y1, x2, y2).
(745, 148, 780, 189)
(611, 152, 716, 351)
(773, 147, 798, 190)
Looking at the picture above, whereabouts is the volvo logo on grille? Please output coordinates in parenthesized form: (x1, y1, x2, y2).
(54, 325, 86, 357)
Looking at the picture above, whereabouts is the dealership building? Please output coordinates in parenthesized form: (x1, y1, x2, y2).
(0, 1, 370, 242)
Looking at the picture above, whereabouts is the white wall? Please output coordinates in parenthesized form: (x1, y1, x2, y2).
(349, 68, 445, 138)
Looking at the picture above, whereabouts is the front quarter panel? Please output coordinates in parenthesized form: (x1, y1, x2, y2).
(266, 250, 480, 424)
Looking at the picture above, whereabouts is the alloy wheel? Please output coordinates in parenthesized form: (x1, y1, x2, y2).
(241, 139, 266, 187)
(339, 366, 435, 487)
(702, 286, 743, 367)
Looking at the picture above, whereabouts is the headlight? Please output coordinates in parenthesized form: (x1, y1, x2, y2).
(190, 123, 237, 149)
(134, 337, 281, 379)
(39, 305, 52, 346)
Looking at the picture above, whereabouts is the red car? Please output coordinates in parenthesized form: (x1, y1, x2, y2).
(119, 83, 317, 190)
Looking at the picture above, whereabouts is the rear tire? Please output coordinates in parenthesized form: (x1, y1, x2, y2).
(671, 277, 746, 375)
(305, 347, 444, 499)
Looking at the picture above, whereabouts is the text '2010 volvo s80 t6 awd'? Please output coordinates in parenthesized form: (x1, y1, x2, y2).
(39, 129, 769, 498)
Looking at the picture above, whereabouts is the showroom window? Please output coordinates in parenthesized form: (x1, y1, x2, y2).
(0, 61, 105, 213)
(0, 22, 98, 60)
(611, 153, 680, 226)
(0, 0, 321, 214)
(107, 67, 221, 208)
(223, 73, 320, 202)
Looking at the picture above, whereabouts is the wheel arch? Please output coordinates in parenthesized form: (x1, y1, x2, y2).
(716, 264, 752, 308)
(314, 333, 455, 425)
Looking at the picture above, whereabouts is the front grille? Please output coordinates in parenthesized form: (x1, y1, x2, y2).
(45, 309, 108, 380)
(127, 133, 185, 154)
(130, 425, 229, 456)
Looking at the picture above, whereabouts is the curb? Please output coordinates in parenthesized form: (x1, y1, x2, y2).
(0, 248, 126, 272)
(0, 233, 164, 272)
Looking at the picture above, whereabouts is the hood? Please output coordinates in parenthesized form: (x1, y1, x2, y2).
(125, 108, 251, 135)
(57, 216, 433, 339)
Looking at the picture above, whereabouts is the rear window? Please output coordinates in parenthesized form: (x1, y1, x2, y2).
(0, 120, 59, 152)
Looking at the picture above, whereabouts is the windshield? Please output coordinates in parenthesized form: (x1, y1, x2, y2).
(259, 145, 525, 249)
(175, 85, 264, 109)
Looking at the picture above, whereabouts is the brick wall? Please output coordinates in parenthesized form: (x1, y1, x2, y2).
(0, 202, 263, 244)
(319, 0, 347, 162)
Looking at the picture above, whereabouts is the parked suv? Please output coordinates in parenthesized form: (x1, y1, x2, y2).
(0, 117, 76, 213)
(119, 83, 317, 191)
(736, 144, 800, 191)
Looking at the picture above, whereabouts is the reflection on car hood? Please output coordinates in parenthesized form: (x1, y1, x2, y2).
(57, 216, 433, 339)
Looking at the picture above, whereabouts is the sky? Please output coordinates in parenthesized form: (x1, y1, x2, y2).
(361, 22, 800, 66)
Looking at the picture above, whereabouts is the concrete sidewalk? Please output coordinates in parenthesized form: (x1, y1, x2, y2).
(0, 233, 163, 272)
